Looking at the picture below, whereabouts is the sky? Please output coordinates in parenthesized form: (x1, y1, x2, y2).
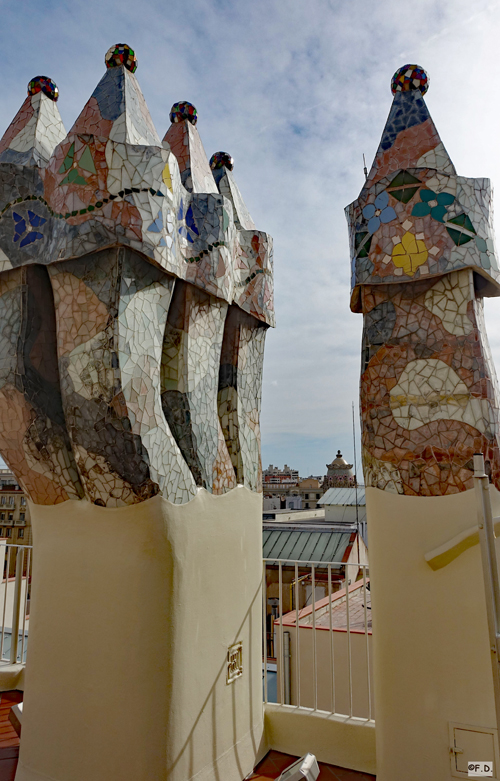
(0, 0, 500, 480)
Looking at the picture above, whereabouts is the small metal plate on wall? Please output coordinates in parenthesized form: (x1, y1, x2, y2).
(227, 642, 243, 684)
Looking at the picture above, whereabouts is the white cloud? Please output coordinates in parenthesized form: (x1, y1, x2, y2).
(0, 0, 499, 478)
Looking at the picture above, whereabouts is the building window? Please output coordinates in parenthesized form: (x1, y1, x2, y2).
(305, 503, 310, 509)
(0, 497, 5, 506)
(19, 513, 25, 522)
(17, 529, 24, 539)
(316, 494, 320, 500)
(0, 514, 4, 521)
(20, 497, 26, 506)
(7, 514, 13, 522)
(304, 494, 309, 500)
(6, 529, 12, 538)
(8, 497, 14, 506)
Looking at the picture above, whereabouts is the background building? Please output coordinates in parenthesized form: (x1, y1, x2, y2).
(0, 469, 31, 546)
(263, 452, 356, 510)
(263, 464, 299, 486)
(322, 450, 355, 490)
(318, 485, 367, 541)
(263, 477, 323, 510)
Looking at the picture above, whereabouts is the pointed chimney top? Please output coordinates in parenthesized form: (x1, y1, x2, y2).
(70, 55, 159, 145)
(105, 43, 138, 73)
(211, 151, 255, 229)
(210, 151, 234, 171)
(391, 64, 429, 96)
(28, 76, 59, 102)
(169, 101, 198, 126)
(0, 77, 66, 166)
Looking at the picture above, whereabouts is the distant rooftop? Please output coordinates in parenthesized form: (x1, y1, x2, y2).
(263, 528, 356, 564)
(279, 580, 372, 634)
(318, 486, 366, 506)
(263, 508, 325, 522)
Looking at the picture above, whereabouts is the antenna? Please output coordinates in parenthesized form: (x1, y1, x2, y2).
(363, 154, 368, 179)
(352, 401, 360, 564)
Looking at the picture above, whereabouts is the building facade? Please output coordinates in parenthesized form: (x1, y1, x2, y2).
(0, 468, 32, 546)
(263, 464, 300, 485)
(263, 476, 323, 509)
(263, 454, 356, 510)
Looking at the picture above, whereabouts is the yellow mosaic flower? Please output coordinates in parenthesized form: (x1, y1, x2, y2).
(162, 162, 173, 193)
(392, 231, 428, 276)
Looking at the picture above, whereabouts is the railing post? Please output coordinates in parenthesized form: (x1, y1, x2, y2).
(10, 547, 24, 664)
(294, 562, 301, 708)
(473, 453, 500, 734)
(283, 631, 291, 705)
(311, 564, 317, 710)
(262, 562, 268, 704)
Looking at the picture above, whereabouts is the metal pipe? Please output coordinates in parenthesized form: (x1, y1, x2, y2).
(279, 562, 284, 705)
(264, 557, 350, 567)
(474, 453, 500, 734)
(295, 562, 301, 708)
(345, 563, 353, 717)
(363, 566, 372, 720)
(20, 548, 30, 663)
(312, 564, 317, 710)
(10, 547, 24, 664)
(0, 545, 10, 661)
(328, 563, 335, 714)
(283, 631, 291, 705)
(262, 562, 268, 704)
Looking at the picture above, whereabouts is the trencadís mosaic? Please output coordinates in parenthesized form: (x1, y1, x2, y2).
(346, 65, 500, 496)
(0, 45, 274, 506)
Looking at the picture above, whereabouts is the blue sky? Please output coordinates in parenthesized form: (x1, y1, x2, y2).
(1, 0, 500, 479)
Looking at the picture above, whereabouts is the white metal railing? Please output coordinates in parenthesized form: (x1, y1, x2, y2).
(263, 558, 373, 720)
(0, 543, 32, 664)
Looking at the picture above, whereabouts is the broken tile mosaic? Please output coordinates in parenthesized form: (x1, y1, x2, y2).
(391, 64, 429, 95)
(346, 65, 500, 497)
(210, 152, 233, 171)
(105, 43, 137, 73)
(0, 45, 274, 506)
(169, 101, 198, 125)
(28, 76, 59, 101)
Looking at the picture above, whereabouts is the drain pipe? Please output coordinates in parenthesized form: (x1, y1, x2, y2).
(283, 631, 291, 705)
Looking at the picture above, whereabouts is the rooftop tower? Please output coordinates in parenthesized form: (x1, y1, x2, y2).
(346, 65, 500, 781)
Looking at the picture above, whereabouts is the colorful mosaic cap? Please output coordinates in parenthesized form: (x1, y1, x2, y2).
(391, 64, 429, 96)
(105, 43, 138, 74)
(209, 151, 234, 171)
(170, 101, 198, 126)
(28, 76, 59, 102)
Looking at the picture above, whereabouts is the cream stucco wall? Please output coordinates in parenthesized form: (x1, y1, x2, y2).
(264, 703, 376, 776)
(367, 485, 500, 781)
(16, 487, 266, 781)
